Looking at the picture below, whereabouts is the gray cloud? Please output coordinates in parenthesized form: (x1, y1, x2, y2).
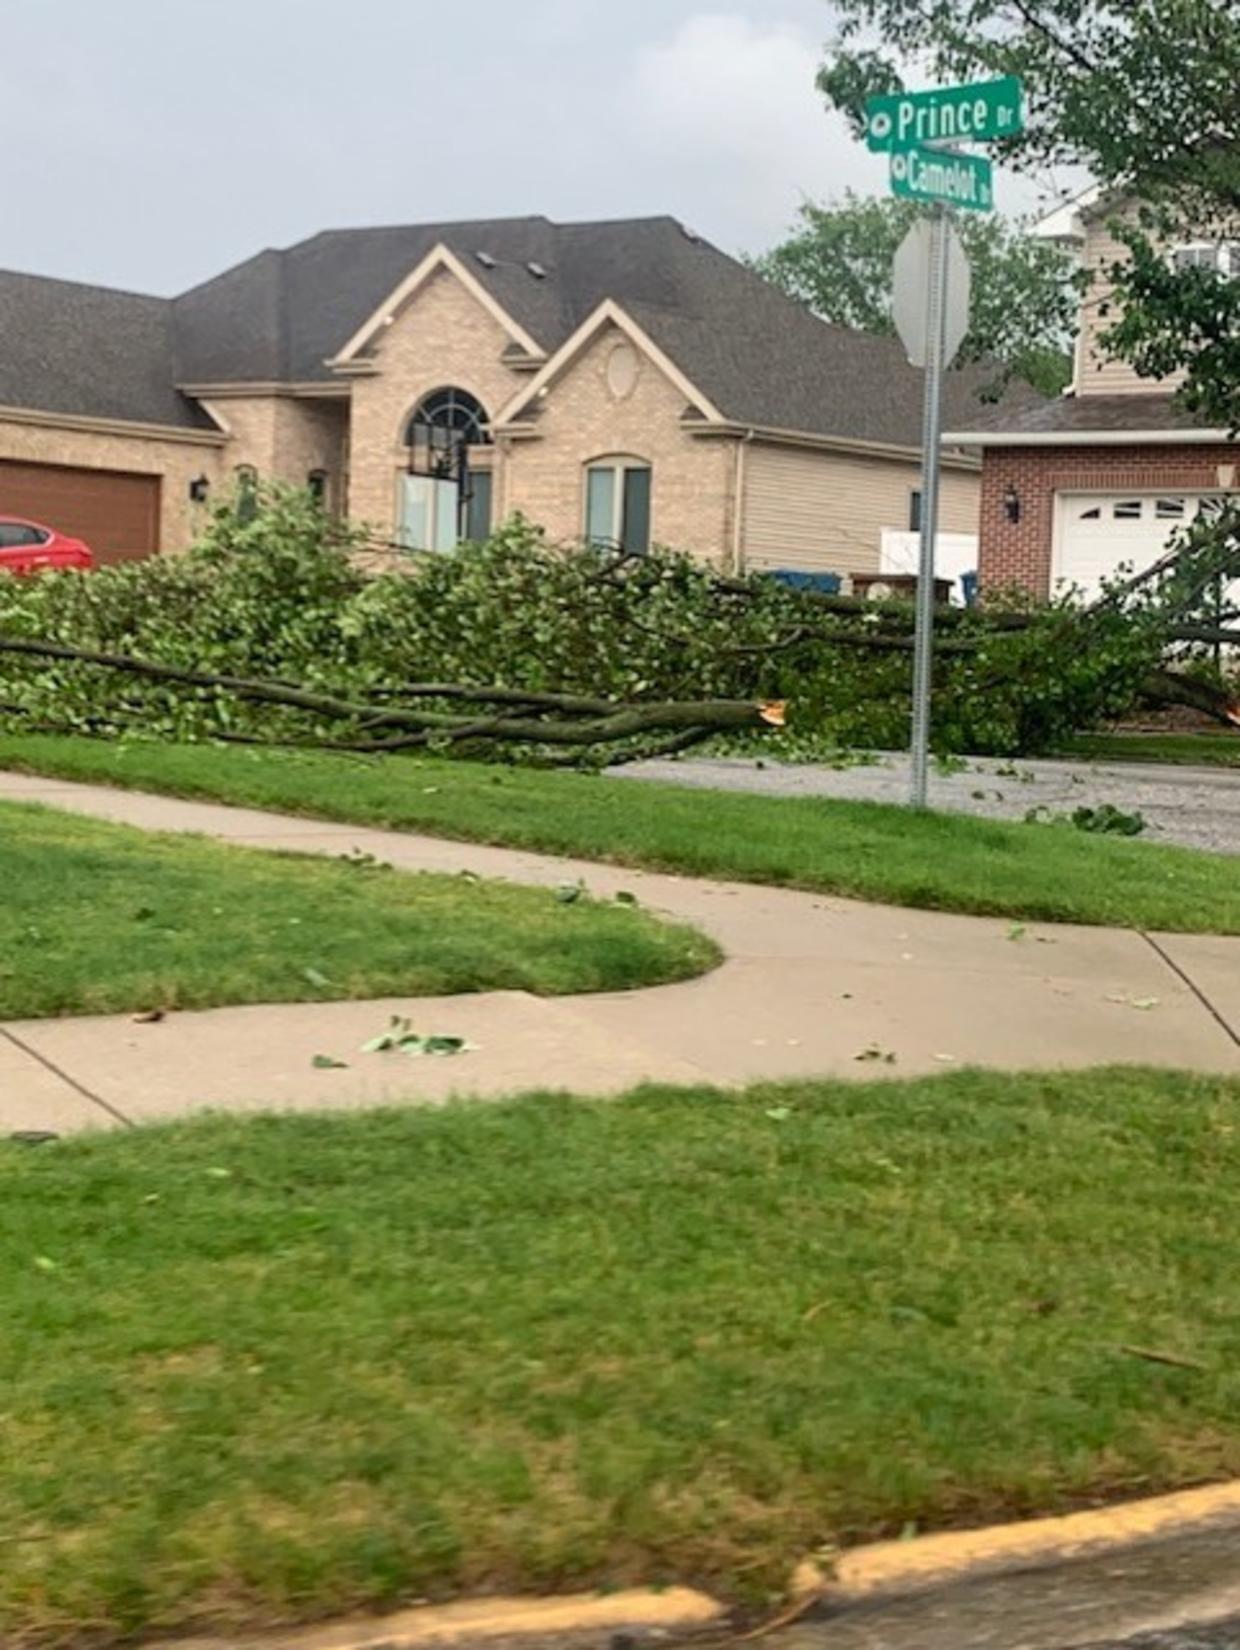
(6, 0, 1050, 295)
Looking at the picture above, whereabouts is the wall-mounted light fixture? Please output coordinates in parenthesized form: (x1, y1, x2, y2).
(1003, 484, 1022, 524)
(189, 475, 210, 503)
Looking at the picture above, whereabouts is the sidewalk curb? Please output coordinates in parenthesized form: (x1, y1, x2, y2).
(803, 1481, 1240, 1608)
(142, 1587, 727, 1650)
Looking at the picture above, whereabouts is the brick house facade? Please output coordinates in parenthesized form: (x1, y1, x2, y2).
(0, 216, 1017, 581)
(979, 443, 1240, 594)
(946, 191, 1238, 599)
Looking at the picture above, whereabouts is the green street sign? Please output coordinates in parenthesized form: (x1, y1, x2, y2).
(889, 144, 995, 212)
(866, 75, 1023, 152)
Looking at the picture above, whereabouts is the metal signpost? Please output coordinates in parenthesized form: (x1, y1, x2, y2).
(865, 75, 1023, 806)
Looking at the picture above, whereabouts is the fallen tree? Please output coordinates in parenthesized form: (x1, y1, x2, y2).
(0, 633, 785, 762)
(0, 485, 1235, 764)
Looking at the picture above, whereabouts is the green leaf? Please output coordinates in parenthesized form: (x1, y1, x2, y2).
(302, 966, 332, 989)
(311, 1054, 349, 1070)
(418, 1035, 469, 1057)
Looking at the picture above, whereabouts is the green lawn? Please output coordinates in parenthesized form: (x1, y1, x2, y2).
(5, 1067, 1240, 1643)
(0, 800, 715, 1019)
(2, 734, 1239, 933)
(1068, 731, 1240, 768)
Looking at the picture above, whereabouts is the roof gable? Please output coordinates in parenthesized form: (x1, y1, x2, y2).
(328, 244, 545, 370)
(497, 299, 722, 426)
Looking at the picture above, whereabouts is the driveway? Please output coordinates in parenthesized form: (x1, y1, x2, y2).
(615, 754, 1240, 856)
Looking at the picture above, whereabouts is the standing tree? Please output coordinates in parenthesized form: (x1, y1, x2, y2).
(753, 192, 1076, 395)
(815, 0, 1240, 427)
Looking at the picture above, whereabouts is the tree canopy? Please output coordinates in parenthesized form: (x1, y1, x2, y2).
(816, 0, 1240, 428)
(753, 192, 1076, 395)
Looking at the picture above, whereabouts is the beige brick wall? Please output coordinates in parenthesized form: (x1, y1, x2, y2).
(273, 399, 349, 507)
(742, 441, 979, 578)
(203, 396, 278, 473)
(347, 268, 528, 539)
(0, 416, 224, 551)
(503, 324, 738, 564)
(200, 396, 348, 504)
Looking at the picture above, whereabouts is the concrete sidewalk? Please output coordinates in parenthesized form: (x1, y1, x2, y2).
(1, 770, 1237, 1136)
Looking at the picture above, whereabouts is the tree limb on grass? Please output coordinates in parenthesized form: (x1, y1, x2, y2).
(0, 633, 783, 751)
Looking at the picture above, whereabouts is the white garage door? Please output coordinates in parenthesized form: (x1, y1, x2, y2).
(1054, 493, 1216, 601)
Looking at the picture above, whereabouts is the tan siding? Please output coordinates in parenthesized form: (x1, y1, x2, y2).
(741, 442, 979, 580)
(1078, 208, 1184, 397)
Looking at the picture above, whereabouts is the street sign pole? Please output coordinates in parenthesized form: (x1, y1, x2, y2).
(865, 71, 1021, 808)
(909, 205, 950, 809)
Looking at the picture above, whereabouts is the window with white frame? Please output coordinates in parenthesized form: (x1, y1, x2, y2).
(400, 387, 492, 552)
(584, 459, 651, 553)
(1171, 241, 1240, 279)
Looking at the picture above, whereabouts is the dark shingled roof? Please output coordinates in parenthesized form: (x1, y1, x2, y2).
(0, 215, 1042, 443)
(0, 269, 216, 430)
(943, 390, 1223, 439)
(171, 214, 1037, 445)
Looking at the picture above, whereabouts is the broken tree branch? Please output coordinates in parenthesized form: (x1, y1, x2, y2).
(0, 633, 782, 751)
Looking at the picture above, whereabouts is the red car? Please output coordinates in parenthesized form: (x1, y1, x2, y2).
(0, 517, 94, 574)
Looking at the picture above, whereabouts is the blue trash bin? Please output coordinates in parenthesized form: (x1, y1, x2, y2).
(767, 569, 843, 596)
(960, 570, 980, 607)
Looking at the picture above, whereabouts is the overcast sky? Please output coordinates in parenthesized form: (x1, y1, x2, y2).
(9, 0, 1057, 296)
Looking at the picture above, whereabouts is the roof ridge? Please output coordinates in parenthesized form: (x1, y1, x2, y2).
(0, 265, 168, 304)
(550, 214, 686, 231)
(302, 215, 556, 244)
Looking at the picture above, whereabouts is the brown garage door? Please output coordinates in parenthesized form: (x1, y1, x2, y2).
(0, 461, 160, 564)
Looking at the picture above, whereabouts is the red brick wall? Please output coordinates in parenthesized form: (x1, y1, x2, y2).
(979, 443, 1240, 596)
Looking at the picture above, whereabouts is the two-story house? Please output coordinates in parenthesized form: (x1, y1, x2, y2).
(0, 215, 1015, 583)
(943, 188, 1239, 600)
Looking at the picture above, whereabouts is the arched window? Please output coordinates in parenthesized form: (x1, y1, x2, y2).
(400, 388, 492, 551)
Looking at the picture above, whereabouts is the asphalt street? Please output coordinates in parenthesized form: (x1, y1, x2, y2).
(757, 1523, 1240, 1650)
